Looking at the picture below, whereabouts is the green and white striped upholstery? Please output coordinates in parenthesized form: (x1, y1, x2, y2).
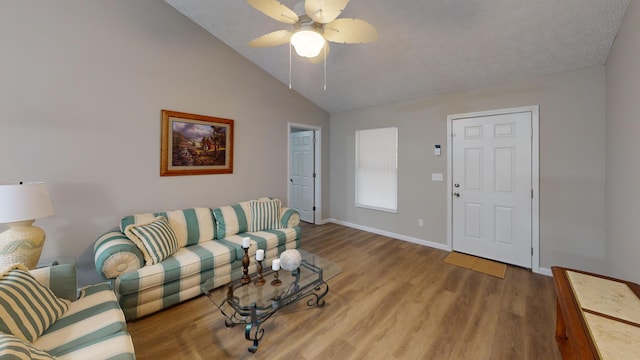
(96, 207, 217, 280)
(113, 227, 301, 320)
(212, 201, 251, 238)
(280, 207, 301, 227)
(30, 264, 78, 301)
(94, 200, 301, 321)
(94, 231, 144, 279)
(217, 227, 301, 260)
(0, 264, 71, 343)
(33, 283, 134, 359)
(256, 197, 299, 227)
(0, 265, 137, 360)
(249, 199, 282, 232)
(115, 239, 239, 320)
(54, 332, 134, 360)
(121, 207, 216, 248)
(0, 333, 56, 360)
(124, 216, 179, 266)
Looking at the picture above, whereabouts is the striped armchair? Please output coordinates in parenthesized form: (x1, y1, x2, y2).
(93, 198, 301, 320)
(0, 264, 135, 359)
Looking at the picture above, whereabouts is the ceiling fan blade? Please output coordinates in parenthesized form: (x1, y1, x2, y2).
(247, 0, 299, 24)
(249, 30, 293, 48)
(324, 18, 378, 44)
(305, 0, 349, 24)
(309, 41, 330, 64)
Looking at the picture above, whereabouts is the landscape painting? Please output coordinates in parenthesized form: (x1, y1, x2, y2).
(161, 110, 234, 176)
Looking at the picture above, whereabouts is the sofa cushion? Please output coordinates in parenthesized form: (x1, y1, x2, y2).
(249, 199, 282, 232)
(125, 216, 179, 266)
(0, 333, 56, 360)
(121, 207, 216, 247)
(118, 262, 241, 320)
(213, 202, 251, 238)
(116, 239, 238, 296)
(34, 283, 130, 358)
(217, 227, 301, 260)
(0, 264, 71, 343)
(29, 263, 78, 301)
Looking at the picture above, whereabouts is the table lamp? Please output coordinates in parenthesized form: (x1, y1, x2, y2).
(0, 182, 54, 269)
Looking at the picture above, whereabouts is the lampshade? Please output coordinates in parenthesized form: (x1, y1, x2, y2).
(0, 182, 54, 223)
(290, 27, 325, 58)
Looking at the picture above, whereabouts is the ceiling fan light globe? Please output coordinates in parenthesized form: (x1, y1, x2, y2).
(290, 29, 325, 58)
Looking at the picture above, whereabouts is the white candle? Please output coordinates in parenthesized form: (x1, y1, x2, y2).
(242, 237, 250, 248)
(256, 249, 264, 261)
(272, 259, 280, 271)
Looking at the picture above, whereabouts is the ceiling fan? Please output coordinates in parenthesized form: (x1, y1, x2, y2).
(247, 0, 378, 62)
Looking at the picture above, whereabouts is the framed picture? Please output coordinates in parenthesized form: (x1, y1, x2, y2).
(161, 110, 234, 176)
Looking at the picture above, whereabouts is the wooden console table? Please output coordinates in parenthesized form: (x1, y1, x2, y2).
(551, 266, 640, 359)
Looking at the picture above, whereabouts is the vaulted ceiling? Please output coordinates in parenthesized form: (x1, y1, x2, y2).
(164, 0, 630, 113)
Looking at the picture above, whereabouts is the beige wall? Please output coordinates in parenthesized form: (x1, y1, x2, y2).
(330, 66, 607, 273)
(0, 1, 329, 269)
(2, 0, 628, 280)
(605, 0, 640, 283)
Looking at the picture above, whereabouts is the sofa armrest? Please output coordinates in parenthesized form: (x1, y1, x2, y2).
(94, 231, 144, 279)
(280, 207, 300, 227)
(29, 264, 78, 301)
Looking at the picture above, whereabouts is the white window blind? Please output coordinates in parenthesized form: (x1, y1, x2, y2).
(355, 127, 398, 213)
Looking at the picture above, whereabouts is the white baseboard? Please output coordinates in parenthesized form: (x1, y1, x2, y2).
(315, 218, 554, 277)
(535, 267, 552, 277)
(325, 218, 450, 251)
(315, 218, 332, 225)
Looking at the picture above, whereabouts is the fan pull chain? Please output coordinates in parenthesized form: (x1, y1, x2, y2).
(323, 44, 327, 91)
(288, 43, 292, 89)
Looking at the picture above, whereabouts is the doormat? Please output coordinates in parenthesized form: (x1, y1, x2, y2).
(443, 252, 507, 279)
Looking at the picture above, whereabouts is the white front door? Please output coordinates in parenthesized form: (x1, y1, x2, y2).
(290, 130, 315, 223)
(451, 111, 532, 268)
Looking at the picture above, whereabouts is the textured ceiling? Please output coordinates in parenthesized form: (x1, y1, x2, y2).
(164, 0, 630, 113)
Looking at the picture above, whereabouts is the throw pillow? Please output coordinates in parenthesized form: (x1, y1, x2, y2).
(0, 264, 71, 343)
(0, 332, 57, 359)
(249, 199, 282, 232)
(213, 202, 251, 238)
(124, 216, 179, 265)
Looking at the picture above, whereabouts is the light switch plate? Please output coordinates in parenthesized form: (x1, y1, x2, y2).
(432, 173, 444, 181)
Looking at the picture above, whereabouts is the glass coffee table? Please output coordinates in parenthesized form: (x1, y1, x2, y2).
(201, 249, 341, 353)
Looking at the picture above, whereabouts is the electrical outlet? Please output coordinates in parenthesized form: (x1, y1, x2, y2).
(418, 219, 424, 227)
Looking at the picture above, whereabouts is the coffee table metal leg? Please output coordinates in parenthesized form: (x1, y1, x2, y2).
(245, 323, 263, 353)
(245, 303, 264, 353)
(312, 282, 329, 307)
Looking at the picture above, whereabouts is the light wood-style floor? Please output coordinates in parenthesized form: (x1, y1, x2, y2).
(127, 223, 562, 360)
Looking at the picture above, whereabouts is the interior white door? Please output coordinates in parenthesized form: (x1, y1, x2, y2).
(290, 130, 315, 223)
(452, 112, 532, 267)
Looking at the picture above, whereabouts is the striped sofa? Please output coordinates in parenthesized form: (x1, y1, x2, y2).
(94, 198, 300, 321)
(0, 264, 135, 359)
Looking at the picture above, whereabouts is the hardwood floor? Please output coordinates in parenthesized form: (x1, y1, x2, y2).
(127, 223, 561, 360)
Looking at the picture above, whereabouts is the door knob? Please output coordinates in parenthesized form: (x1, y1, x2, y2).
(453, 192, 460, 197)
(454, 183, 460, 188)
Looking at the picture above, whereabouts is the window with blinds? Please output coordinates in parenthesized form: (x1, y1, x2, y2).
(355, 127, 398, 213)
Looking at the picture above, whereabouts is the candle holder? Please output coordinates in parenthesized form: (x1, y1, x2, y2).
(254, 259, 266, 286)
(241, 246, 251, 284)
(271, 270, 282, 286)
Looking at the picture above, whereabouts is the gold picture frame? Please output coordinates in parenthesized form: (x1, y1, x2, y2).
(160, 110, 234, 176)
